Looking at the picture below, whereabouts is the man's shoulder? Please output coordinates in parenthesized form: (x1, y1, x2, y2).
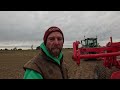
(23, 53, 43, 73)
(23, 53, 41, 67)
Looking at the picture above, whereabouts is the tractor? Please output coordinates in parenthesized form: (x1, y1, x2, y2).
(80, 37, 100, 60)
(81, 37, 99, 48)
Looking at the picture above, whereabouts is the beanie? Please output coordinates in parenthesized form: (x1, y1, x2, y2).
(43, 26, 64, 45)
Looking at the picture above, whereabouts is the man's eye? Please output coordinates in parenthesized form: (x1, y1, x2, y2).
(58, 38, 62, 41)
(49, 38, 54, 41)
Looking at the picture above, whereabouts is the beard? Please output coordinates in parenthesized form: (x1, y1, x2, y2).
(49, 47, 62, 57)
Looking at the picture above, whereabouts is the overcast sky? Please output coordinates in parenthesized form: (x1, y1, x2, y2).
(0, 11, 120, 47)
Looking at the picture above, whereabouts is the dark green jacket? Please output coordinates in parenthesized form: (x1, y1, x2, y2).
(23, 43, 68, 79)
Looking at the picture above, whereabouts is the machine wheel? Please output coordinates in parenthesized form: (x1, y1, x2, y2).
(94, 63, 107, 79)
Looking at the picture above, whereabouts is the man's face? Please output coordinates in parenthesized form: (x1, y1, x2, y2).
(46, 32, 64, 57)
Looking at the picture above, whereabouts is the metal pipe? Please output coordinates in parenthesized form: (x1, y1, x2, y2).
(110, 37, 112, 43)
(79, 52, 120, 59)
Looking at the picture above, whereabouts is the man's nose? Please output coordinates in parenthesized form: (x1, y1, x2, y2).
(54, 39, 59, 44)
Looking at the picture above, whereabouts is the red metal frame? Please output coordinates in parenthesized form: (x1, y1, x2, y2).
(72, 37, 120, 76)
(111, 71, 120, 79)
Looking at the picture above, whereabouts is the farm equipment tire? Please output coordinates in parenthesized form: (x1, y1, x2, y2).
(94, 63, 106, 79)
(94, 61, 120, 79)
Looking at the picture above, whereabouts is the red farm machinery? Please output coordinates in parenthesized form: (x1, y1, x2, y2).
(72, 37, 120, 79)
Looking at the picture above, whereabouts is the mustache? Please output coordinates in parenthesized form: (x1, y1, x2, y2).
(51, 47, 62, 51)
(52, 46, 61, 49)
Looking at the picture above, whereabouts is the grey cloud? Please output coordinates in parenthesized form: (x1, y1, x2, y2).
(0, 11, 120, 45)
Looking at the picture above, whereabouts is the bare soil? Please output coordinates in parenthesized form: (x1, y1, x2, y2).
(0, 49, 119, 79)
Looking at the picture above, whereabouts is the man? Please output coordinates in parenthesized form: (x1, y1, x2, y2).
(23, 26, 68, 79)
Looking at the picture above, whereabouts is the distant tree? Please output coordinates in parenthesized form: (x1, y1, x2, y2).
(31, 45, 33, 50)
(1, 49, 2, 50)
(5, 48, 8, 50)
(13, 47, 17, 50)
(36, 46, 40, 50)
(18, 48, 22, 50)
